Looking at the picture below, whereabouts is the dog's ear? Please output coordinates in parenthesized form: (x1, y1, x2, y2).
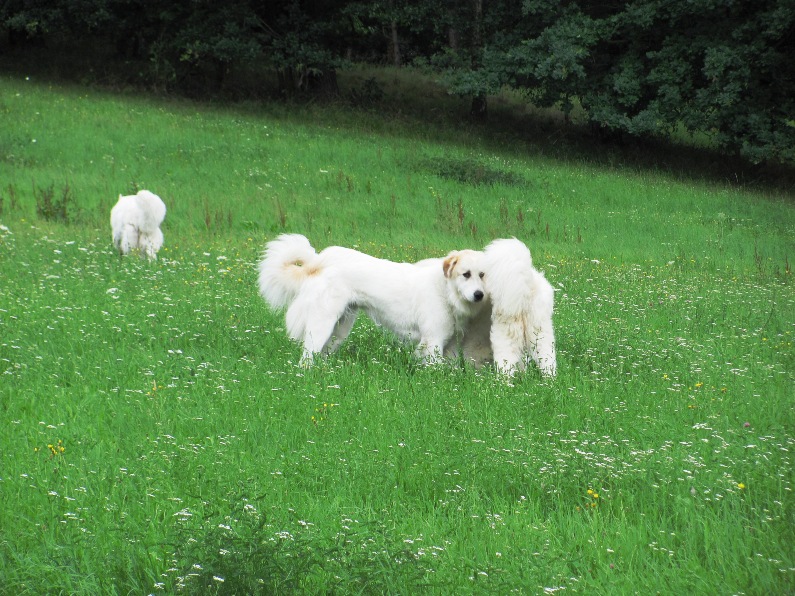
(443, 252, 459, 278)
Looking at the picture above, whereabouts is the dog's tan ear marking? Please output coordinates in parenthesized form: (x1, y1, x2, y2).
(443, 253, 459, 278)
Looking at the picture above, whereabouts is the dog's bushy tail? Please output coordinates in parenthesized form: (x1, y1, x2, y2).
(258, 234, 319, 310)
(483, 238, 546, 317)
(135, 190, 166, 233)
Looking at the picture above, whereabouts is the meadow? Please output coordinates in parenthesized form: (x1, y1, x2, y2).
(0, 73, 793, 594)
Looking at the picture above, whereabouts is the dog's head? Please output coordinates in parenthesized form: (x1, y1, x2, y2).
(443, 249, 487, 304)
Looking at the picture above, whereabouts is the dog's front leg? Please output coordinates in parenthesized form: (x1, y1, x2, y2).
(298, 349, 315, 367)
(529, 324, 557, 377)
(417, 340, 445, 365)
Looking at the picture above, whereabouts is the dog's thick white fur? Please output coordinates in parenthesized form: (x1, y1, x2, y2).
(462, 238, 557, 377)
(258, 234, 488, 365)
(110, 190, 166, 259)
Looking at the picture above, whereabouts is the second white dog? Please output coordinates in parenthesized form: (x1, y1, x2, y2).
(110, 190, 166, 259)
(258, 234, 488, 365)
(462, 238, 557, 377)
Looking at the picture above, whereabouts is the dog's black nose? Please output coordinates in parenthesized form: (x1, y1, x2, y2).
(474, 290, 484, 301)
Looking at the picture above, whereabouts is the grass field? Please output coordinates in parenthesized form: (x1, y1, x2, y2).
(1, 73, 793, 594)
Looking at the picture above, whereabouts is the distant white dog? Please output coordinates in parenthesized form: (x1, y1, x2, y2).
(462, 238, 557, 377)
(110, 190, 166, 259)
(258, 234, 488, 365)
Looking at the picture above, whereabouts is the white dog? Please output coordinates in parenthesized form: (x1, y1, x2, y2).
(462, 238, 557, 377)
(257, 234, 488, 366)
(110, 190, 166, 259)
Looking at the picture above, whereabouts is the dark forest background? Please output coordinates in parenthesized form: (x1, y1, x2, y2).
(2, 0, 793, 165)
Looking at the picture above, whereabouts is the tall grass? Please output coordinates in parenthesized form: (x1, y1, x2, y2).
(0, 74, 793, 594)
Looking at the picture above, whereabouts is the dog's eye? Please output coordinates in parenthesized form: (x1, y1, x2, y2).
(479, 272, 485, 279)
(463, 271, 471, 279)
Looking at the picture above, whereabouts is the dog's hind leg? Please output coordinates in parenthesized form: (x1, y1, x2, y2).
(140, 228, 163, 260)
(323, 309, 358, 355)
(117, 224, 139, 255)
(139, 233, 156, 260)
(490, 318, 525, 376)
(529, 322, 557, 377)
(296, 294, 352, 366)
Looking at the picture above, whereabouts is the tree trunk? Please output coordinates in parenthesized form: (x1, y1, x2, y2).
(448, 26, 459, 50)
(470, 94, 487, 121)
(469, 0, 487, 120)
(389, 21, 401, 67)
(447, 5, 460, 50)
(472, 0, 483, 50)
(308, 68, 339, 97)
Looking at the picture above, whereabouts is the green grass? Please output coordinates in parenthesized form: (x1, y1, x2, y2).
(1, 74, 793, 594)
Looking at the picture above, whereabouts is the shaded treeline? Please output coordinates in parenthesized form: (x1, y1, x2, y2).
(2, 0, 793, 164)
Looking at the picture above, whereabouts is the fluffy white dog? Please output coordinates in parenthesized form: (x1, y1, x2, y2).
(110, 190, 166, 259)
(258, 234, 488, 366)
(462, 238, 557, 377)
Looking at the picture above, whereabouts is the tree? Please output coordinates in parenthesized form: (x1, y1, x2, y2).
(429, 0, 529, 120)
(1, 0, 111, 44)
(508, 0, 795, 162)
(263, 0, 343, 97)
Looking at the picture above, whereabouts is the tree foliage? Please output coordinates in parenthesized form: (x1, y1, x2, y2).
(509, 0, 795, 163)
(2, 0, 793, 162)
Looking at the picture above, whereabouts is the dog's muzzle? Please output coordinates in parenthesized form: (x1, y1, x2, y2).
(473, 291, 484, 302)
